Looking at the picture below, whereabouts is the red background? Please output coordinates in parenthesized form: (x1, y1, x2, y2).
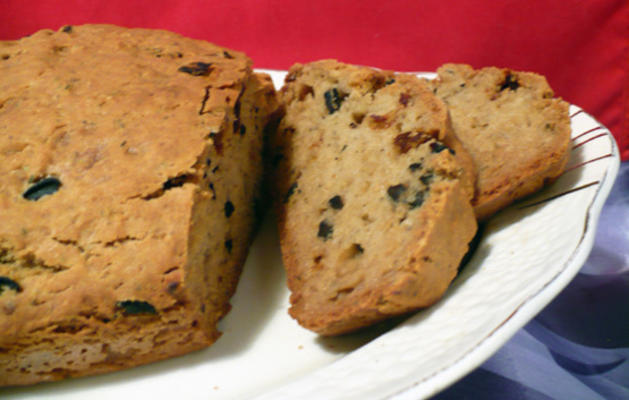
(1, 0, 627, 159)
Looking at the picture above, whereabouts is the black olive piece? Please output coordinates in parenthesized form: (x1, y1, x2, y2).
(420, 172, 434, 186)
(328, 195, 344, 210)
(317, 220, 333, 240)
(409, 162, 422, 172)
(387, 184, 407, 202)
(500, 74, 520, 91)
(23, 177, 62, 201)
(116, 300, 157, 315)
(223, 51, 234, 59)
(208, 182, 216, 199)
(0, 276, 21, 294)
(61, 25, 73, 33)
(224, 200, 235, 217)
(324, 88, 343, 114)
(430, 141, 454, 154)
(385, 78, 396, 85)
(283, 182, 298, 203)
(408, 191, 425, 209)
(225, 239, 233, 253)
(239, 124, 246, 135)
(178, 61, 213, 76)
(430, 142, 447, 153)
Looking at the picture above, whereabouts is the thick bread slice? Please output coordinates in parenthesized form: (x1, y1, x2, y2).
(273, 60, 477, 335)
(431, 64, 571, 220)
(0, 24, 278, 385)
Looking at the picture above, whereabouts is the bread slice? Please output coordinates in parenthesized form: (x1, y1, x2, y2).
(0, 24, 278, 385)
(430, 64, 571, 220)
(273, 60, 477, 335)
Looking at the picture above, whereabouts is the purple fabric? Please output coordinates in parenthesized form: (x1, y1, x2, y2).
(435, 161, 629, 399)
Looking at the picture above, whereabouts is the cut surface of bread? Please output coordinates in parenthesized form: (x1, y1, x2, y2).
(431, 64, 571, 220)
(273, 60, 477, 335)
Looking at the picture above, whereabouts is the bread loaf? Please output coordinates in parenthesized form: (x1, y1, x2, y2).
(0, 24, 278, 385)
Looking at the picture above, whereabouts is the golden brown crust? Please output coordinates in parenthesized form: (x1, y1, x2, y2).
(431, 64, 571, 220)
(0, 24, 278, 385)
(273, 60, 477, 335)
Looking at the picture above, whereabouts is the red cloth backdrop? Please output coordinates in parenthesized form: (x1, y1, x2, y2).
(1, 0, 627, 159)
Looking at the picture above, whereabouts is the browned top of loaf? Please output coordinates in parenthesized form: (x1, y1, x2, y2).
(0, 24, 253, 343)
(274, 60, 477, 335)
(432, 63, 571, 220)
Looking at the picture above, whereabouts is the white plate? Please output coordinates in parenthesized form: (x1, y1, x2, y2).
(3, 71, 620, 400)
